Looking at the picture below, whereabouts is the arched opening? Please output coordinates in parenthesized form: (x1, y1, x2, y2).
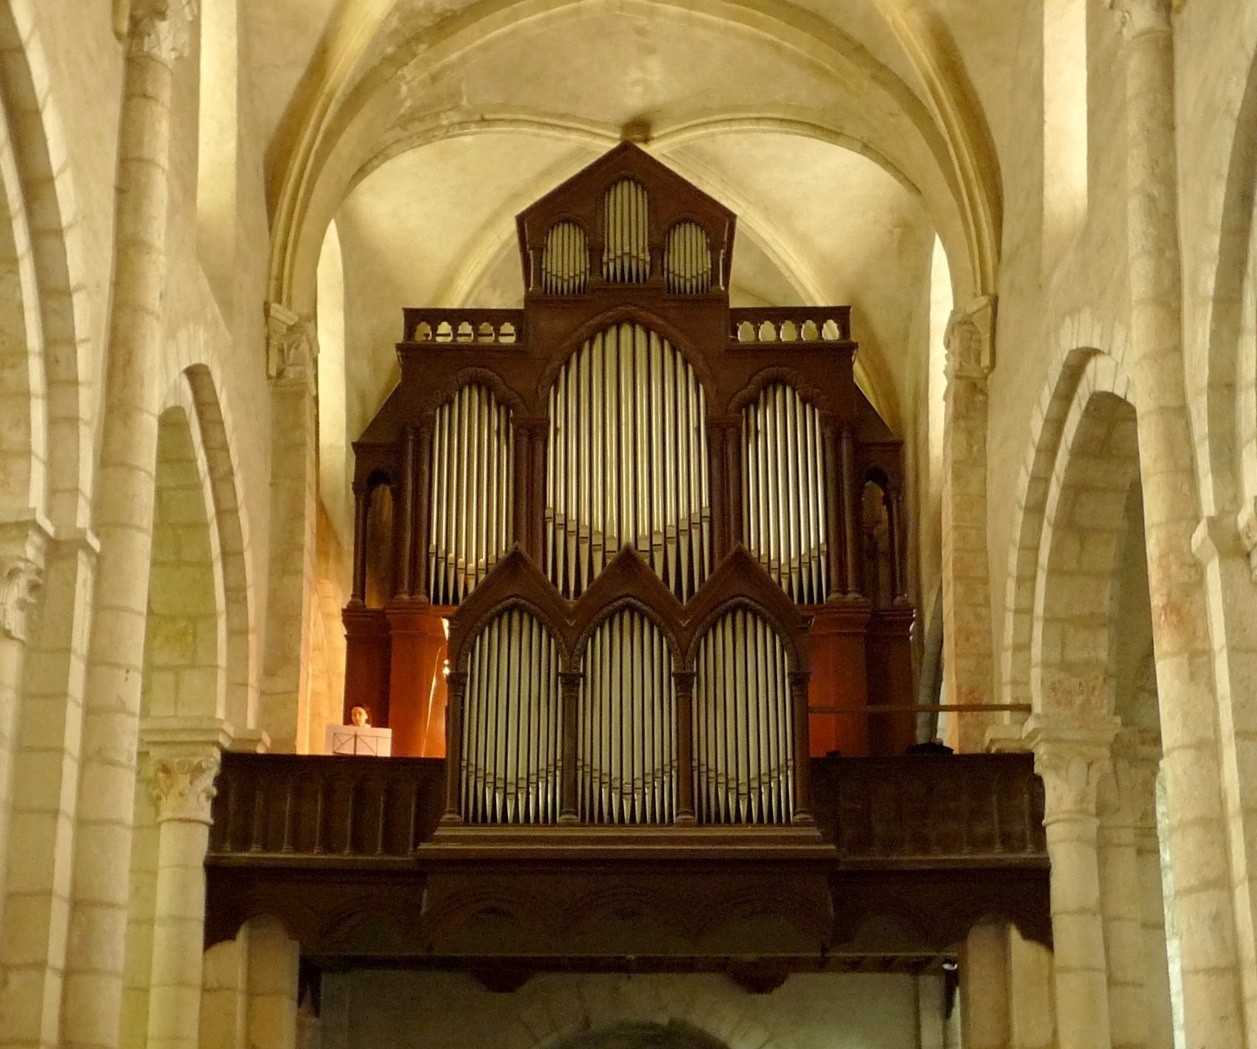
(551, 1021, 730, 1049)
(123, 407, 226, 1047)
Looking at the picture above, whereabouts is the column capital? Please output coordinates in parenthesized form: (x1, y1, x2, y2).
(1232, 501, 1257, 581)
(142, 717, 233, 824)
(944, 295, 996, 377)
(1025, 713, 1120, 818)
(0, 509, 53, 642)
(1105, 0, 1182, 41)
(266, 301, 318, 383)
(125, 0, 198, 65)
(1104, 727, 1161, 831)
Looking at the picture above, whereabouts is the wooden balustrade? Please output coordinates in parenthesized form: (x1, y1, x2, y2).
(208, 754, 445, 860)
(729, 307, 853, 345)
(402, 308, 527, 346)
(207, 752, 1044, 863)
(809, 754, 1046, 862)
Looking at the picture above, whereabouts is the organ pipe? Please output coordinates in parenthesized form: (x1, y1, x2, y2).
(546, 323, 710, 601)
(741, 384, 830, 604)
(428, 384, 514, 604)
(664, 221, 712, 294)
(541, 221, 589, 294)
(578, 609, 677, 824)
(461, 609, 562, 824)
(602, 179, 651, 283)
(693, 608, 794, 824)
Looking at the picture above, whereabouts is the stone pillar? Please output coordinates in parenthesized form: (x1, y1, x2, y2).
(1007, 926, 1056, 1049)
(959, 922, 1009, 1049)
(260, 304, 318, 753)
(246, 919, 300, 1049)
(143, 719, 231, 1049)
(941, 297, 996, 752)
(62, 6, 196, 1049)
(0, 514, 48, 931)
(1026, 714, 1119, 1049)
(1106, 2, 1249, 1045)
(1194, 512, 1257, 1043)
(1097, 730, 1160, 1049)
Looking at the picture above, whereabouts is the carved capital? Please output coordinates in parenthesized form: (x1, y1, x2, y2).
(142, 717, 232, 823)
(126, 0, 198, 64)
(150, 751, 221, 824)
(0, 510, 52, 642)
(1025, 714, 1120, 820)
(1236, 502, 1257, 582)
(0, 557, 42, 642)
(1106, 0, 1177, 40)
(944, 296, 996, 378)
(266, 302, 317, 382)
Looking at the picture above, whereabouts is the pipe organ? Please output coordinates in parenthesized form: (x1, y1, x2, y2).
(546, 322, 710, 601)
(343, 143, 917, 827)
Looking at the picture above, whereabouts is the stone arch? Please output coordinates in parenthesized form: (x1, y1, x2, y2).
(1199, 42, 1257, 516)
(0, 0, 92, 528)
(548, 1021, 730, 1049)
(1031, 382, 1141, 716)
(999, 317, 1131, 713)
(142, 403, 227, 722)
(510, 976, 783, 1049)
(157, 333, 259, 733)
(185, 365, 256, 732)
(268, 0, 999, 317)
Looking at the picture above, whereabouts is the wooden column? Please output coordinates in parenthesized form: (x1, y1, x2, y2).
(789, 670, 813, 822)
(442, 672, 466, 822)
(411, 422, 434, 599)
(559, 671, 582, 823)
(839, 427, 860, 597)
(822, 422, 845, 600)
(674, 671, 696, 823)
(394, 429, 416, 599)
(350, 483, 369, 605)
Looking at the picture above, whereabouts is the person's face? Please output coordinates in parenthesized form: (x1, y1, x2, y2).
(350, 706, 368, 727)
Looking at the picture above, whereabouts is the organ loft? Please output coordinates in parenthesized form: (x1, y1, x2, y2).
(342, 143, 917, 801)
(205, 145, 1049, 971)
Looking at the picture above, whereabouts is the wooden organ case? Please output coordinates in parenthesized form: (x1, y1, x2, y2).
(342, 144, 918, 832)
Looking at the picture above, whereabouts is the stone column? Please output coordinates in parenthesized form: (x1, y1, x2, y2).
(941, 297, 996, 752)
(1097, 730, 1160, 1049)
(1194, 512, 1257, 1043)
(246, 919, 300, 1049)
(143, 719, 232, 1049)
(62, 6, 197, 1049)
(260, 304, 318, 753)
(959, 922, 1009, 1049)
(1007, 926, 1056, 1049)
(1106, 2, 1248, 1045)
(0, 514, 47, 932)
(1026, 714, 1119, 1049)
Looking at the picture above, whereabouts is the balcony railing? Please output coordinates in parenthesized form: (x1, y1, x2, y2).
(207, 752, 1044, 863)
(729, 307, 852, 346)
(401, 308, 526, 345)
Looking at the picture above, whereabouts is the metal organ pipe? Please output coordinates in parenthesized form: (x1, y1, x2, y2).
(578, 609, 677, 824)
(741, 384, 830, 604)
(427, 384, 514, 604)
(693, 608, 794, 824)
(664, 221, 712, 294)
(541, 220, 589, 295)
(546, 323, 710, 601)
(602, 179, 651, 283)
(461, 609, 561, 824)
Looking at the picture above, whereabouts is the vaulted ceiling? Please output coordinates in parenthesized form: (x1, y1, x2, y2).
(243, 0, 1018, 535)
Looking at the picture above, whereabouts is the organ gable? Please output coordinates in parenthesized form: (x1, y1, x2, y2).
(343, 144, 917, 810)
